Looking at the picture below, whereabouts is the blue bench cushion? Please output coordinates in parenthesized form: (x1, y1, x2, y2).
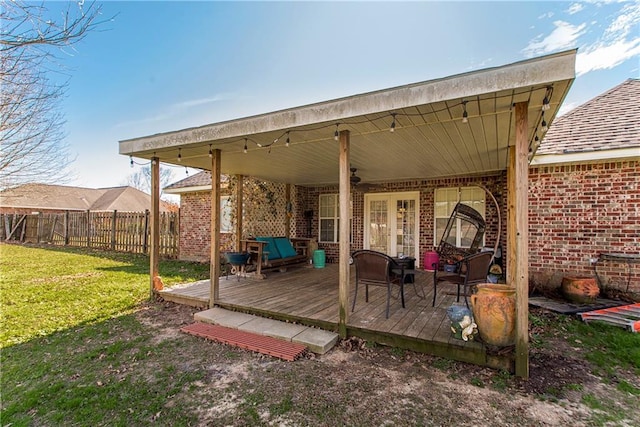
(255, 237, 282, 260)
(274, 237, 298, 259)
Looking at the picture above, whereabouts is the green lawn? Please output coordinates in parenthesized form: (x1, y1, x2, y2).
(1, 243, 638, 426)
(0, 244, 208, 347)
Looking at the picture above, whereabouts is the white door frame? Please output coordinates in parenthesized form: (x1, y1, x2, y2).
(363, 191, 420, 265)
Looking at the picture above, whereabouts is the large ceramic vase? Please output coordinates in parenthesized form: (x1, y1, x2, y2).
(561, 276, 599, 303)
(470, 284, 516, 347)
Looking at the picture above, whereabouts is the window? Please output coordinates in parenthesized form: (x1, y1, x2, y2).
(220, 196, 233, 233)
(434, 186, 485, 247)
(319, 194, 339, 243)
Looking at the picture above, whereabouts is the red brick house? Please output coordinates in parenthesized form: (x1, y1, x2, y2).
(528, 79, 639, 293)
(122, 50, 579, 376)
(166, 79, 639, 295)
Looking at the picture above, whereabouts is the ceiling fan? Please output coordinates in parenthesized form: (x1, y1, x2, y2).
(349, 167, 384, 192)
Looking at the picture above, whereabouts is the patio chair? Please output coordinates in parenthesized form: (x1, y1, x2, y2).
(432, 251, 494, 308)
(351, 250, 405, 319)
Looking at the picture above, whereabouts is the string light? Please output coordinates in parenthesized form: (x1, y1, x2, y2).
(542, 95, 550, 111)
(149, 87, 552, 160)
(542, 86, 552, 111)
(130, 155, 134, 168)
(185, 167, 189, 176)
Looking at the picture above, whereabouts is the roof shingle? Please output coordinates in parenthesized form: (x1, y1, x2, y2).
(539, 79, 640, 154)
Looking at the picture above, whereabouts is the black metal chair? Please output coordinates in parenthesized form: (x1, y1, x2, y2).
(351, 250, 405, 318)
(432, 251, 494, 308)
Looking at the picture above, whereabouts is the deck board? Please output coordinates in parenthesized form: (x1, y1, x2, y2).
(160, 264, 513, 370)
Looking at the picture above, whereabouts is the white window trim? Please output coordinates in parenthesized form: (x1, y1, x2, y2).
(319, 194, 339, 243)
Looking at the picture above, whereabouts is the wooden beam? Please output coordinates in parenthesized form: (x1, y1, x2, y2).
(514, 101, 529, 379)
(235, 174, 243, 251)
(506, 148, 516, 285)
(210, 149, 222, 308)
(150, 157, 160, 296)
(338, 130, 350, 337)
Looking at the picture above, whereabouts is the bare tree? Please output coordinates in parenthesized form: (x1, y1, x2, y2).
(0, 0, 105, 189)
(124, 165, 175, 199)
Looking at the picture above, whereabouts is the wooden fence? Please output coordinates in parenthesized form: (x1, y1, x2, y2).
(1, 210, 179, 258)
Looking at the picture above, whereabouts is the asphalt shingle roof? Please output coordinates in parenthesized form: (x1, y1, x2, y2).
(539, 79, 640, 155)
(0, 184, 172, 212)
(165, 172, 228, 191)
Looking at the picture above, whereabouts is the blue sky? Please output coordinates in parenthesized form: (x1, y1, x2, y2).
(51, 1, 639, 189)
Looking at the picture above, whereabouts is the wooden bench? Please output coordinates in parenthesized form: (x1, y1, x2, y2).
(241, 237, 311, 277)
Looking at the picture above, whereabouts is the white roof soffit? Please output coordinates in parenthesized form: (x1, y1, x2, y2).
(120, 50, 576, 186)
(531, 147, 640, 166)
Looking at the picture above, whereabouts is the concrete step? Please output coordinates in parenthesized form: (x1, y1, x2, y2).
(194, 307, 339, 354)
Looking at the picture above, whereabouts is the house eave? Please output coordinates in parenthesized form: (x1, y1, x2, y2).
(530, 147, 640, 166)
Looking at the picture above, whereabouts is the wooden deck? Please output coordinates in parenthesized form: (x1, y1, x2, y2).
(160, 264, 514, 370)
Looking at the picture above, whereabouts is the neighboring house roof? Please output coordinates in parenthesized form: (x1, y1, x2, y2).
(164, 172, 228, 193)
(534, 79, 640, 163)
(0, 183, 172, 212)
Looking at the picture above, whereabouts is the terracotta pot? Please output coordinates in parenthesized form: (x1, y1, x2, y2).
(561, 276, 599, 303)
(470, 284, 515, 347)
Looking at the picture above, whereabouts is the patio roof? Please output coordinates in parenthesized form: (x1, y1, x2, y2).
(119, 50, 576, 186)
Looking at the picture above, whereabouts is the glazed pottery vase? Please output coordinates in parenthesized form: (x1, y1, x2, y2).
(470, 284, 516, 346)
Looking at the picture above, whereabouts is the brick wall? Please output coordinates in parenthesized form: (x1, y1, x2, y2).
(178, 178, 297, 262)
(178, 160, 638, 294)
(178, 192, 234, 262)
(529, 160, 639, 293)
(306, 174, 506, 266)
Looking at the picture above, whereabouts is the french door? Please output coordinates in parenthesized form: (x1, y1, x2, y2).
(364, 192, 420, 264)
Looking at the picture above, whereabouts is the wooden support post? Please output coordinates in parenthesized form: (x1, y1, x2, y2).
(514, 101, 529, 379)
(235, 174, 243, 251)
(143, 209, 150, 253)
(150, 157, 160, 296)
(64, 210, 70, 245)
(37, 212, 42, 243)
(338, 130, 351, 338)
(111, 210, 118, 251)
(86, 210, 91, 248)
(506, 148, 516, 286)
(285, 183, 291, 239)
(210, 149, 222, 308)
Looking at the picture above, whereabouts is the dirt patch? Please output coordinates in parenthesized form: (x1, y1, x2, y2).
(134, 301, 639, 426)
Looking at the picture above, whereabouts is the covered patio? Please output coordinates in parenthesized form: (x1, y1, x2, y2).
(120, 50, 577, 378)
(160, 264, 499, 367)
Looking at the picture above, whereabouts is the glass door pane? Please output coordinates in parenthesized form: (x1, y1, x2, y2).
(395, 199, 416, 258)
(368, 199, 388, 253)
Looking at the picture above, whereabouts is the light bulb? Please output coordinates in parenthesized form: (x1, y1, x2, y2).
(542, 96, 550, 111)
(462, 110, 468, 123)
